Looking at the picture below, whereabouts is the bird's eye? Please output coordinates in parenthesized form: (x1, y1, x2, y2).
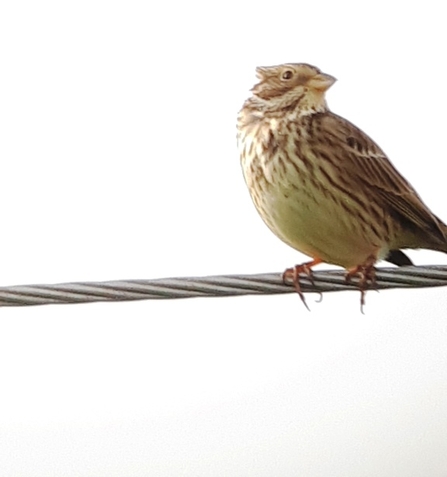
(282, 70, 293, 80)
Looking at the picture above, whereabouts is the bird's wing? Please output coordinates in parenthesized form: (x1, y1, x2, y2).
(315, 112, 447, 243)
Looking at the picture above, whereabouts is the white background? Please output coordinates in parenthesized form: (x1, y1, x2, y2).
(1, 1, 447, 476)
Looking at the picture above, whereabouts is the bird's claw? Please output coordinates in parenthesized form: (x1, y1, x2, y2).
(283, 259, 322, 310)
(345, 257, 377, 313)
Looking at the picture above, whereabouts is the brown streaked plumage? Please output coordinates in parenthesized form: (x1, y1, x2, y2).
(237, 63, 447, 309)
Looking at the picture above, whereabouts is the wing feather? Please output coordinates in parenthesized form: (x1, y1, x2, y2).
(314, 112, 447, 244)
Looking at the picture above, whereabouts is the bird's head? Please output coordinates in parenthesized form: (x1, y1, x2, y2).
(250, 63, 336, 115)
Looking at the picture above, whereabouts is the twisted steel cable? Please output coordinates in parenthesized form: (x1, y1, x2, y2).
(0, 265, 446, 307)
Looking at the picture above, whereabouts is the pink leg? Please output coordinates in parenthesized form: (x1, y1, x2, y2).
(345, 254, 377, 313)
(283, 258, 322, 310)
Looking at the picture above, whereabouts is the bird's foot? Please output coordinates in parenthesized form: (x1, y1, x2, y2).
(345, 255, 377, 313)
(283, 258, 322, 310)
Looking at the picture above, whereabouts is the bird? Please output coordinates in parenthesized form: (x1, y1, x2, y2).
(236, 63, 447, 309)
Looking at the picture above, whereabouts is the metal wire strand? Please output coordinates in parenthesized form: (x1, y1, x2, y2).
(0, 265, 446, 307)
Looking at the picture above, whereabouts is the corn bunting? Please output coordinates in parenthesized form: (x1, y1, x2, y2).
(237, 63, 447, 308)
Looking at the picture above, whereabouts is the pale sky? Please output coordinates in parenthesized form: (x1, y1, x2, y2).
(1, 1, 447, 476)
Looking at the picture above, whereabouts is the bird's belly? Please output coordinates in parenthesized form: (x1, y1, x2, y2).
(253, 183, 386, 268)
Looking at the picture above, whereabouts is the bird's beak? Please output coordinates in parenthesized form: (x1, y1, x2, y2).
(308, 73, 337, 92)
